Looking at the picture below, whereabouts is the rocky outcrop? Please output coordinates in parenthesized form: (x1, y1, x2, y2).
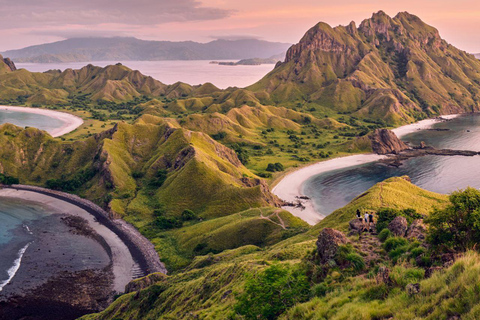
(3, 57, 16, 71)
(349, 218, 365, 235)
(388, 216, 408, 237)
(369, 129, 409, 155)
(406, 219, 426, 240)
(125, 273, 166, 293)
(316, 228, 348, 263)
(406, 283, 420, 295)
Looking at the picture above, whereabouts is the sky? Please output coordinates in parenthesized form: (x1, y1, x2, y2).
(0, 0, 479, 53)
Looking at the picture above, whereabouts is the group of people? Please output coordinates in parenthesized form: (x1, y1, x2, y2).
(356, 209, 375, 233)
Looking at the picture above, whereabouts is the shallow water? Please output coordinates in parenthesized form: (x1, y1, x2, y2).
(304, 114, 480, 216)
(0, 109, 65, 133)
(16, 60, 275, 89)
(0, 198, 49, 291)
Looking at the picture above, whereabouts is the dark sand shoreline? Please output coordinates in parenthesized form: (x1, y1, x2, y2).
(0, 186, 166, 320)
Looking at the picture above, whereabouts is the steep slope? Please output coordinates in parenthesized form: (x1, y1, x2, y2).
(250, 11, 480, 125)
(2, 37, 291, 62)
(79, 176, 449, 320)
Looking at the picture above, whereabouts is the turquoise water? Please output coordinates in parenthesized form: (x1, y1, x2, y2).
(304, 114, 480, 216)
(0, 198, 50, 291)
(0, 109, 64, 133)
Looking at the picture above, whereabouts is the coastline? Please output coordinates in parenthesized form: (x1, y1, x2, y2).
(272, 114, 462, 225)
(0, 105, 84, 137)
(0, 188, 135, 294)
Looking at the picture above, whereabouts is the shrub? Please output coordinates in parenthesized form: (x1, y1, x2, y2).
(376, 208, 422, 233)
(0, 173, 19, 185)
(266, 163, 284, 172)
(311, 283, 329, 297)
(426, 188, 480, 251)
(211, 131, 227, 140)
(154, 216, 182, 230)
(235, 264, 310, 320)
(378, 229, 392, 242)
(383, 237, 409, 252)
(150, 169, 168, 187)
(181, 209, 197, 221)
(389, 265, 425, 288)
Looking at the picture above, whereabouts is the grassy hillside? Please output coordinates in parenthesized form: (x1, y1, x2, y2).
(80, 177, 457, 320)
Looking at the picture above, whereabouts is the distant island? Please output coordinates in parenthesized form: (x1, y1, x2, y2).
(2, 37, 291, 63)
(210, 55, 283, 66)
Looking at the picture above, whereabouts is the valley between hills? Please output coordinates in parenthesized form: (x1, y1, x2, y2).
(1, 10, 480, 320)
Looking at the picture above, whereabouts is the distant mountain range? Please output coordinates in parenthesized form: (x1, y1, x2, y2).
(475, 53, 480, 59)
(1, 37, 290, 63)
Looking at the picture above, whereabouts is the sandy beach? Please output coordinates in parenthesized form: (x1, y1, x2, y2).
(0, 105, 83, 137)
(272, 154, 386, 225)
(392, 114, 460, 138)
(272, 114, 462, 225)
(0, 189, 136, 293)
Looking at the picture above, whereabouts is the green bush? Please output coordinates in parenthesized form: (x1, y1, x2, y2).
(266, 162, 284, 172)
(181, 209, 197, 221)
(376, 208, 422, 233)
(234, 264, 310, 320)
(378, 229, 392, 242)
(383, 237, 409, 252)
(150, 169, 168, 188)
(389, 265, 425, 288)
(311, 283, 329, 297)
(0, 173, 19, 185)
(426, 187, 480, 251)
(154, 216, 183, 230)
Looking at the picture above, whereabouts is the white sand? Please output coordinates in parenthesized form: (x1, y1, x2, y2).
(0, 189, 135, 293)
(0, 106, 83, 137)
(392, 114, 460, 138)
(272, 154, 386, 225)
(273, 114, 462, 225)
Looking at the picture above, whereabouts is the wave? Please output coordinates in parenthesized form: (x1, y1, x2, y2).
(0, 242, 31, 292)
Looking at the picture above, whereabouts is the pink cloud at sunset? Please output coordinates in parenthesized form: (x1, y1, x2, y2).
(0, 0, 479, 53)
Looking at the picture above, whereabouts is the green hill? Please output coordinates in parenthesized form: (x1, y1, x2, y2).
(79, 176, 453, 320)
(249, 11, 480, 125)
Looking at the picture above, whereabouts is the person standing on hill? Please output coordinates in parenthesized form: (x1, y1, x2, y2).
(364, 212, 369, 231)
(368, 213, 375, 232)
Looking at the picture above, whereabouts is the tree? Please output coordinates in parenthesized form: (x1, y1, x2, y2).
(234, 264, 309, 320)
(181, 209, 197, 221)
(426, 188, 480, 251)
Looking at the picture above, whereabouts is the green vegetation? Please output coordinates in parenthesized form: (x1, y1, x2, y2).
(376, 208, 423, 233)
(234, 264, 310, 320)
(0, 173, 19, 185)
(3, 10, 480, 320)
(81, 183, 480, 320)
(426, 187, 480, 252)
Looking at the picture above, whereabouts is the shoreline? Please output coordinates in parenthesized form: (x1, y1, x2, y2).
(272, 113, 462, 225)
(0, 105, 84, 137)
(0, 186, 166, 283)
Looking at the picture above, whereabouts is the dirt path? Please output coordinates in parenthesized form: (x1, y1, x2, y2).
(259, 209, 287, 230)
(354, 232, 383, 266)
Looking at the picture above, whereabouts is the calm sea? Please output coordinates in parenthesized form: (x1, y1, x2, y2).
(0, 198, 48, 292)
(304, 113, 480, 216)
(0, 109, 64, 132)
(16, 60, 275, 89)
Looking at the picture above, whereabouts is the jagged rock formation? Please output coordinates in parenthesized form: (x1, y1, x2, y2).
(316, 228, 348, 263)
(369, 128, 409, 154)
(388, 216, 408, 236)
(250, 11, 480, 125)
(406, 219, 426, 240)
(2, 57, 16, 71)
